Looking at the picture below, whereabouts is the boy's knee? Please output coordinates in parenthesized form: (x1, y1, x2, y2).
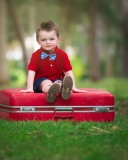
(54, 80, 62, 84)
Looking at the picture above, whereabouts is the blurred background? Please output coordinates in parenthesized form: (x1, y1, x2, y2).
(0, 0, 128, 89)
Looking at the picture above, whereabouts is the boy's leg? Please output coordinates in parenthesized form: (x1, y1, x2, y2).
(39, 79, 53, 93)
(61, 76, 73, 100)
(39, 80, 60, 103)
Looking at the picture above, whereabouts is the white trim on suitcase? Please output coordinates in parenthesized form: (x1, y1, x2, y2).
(0, 104, 115, 113)
(0, 104, 114, 108)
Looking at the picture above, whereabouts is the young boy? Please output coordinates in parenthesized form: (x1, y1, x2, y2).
(20, 21, 86, 102)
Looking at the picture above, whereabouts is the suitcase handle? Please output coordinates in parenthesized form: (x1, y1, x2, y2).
(54, 107, 74, 119)
(54, 114, 73, 119)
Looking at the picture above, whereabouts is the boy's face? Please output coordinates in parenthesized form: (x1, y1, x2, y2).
(36, 30, 60, 53)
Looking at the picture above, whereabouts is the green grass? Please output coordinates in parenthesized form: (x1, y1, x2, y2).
(0, 78, 128, 160)
(0, 116, 128, 160)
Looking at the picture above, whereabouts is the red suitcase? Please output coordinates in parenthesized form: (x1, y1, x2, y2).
(0, 88, 115, 122)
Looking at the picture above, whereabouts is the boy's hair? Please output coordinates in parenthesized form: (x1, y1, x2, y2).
(36, 21, 59, 39)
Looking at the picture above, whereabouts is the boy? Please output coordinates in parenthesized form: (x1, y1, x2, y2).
(20, 21, 86, 102)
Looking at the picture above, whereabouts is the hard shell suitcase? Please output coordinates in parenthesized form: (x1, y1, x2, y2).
(0, 88, 115, 122)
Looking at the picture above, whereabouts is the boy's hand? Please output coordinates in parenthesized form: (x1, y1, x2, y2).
(72, 87, 88, 93)
(20, 89, 34, 93)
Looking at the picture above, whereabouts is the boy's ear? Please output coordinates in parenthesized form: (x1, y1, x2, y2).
(57, 37, 60, 44)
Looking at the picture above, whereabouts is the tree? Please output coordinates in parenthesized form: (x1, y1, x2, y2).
(87, 0, 101, 81)
(120, 0, 128, 77)
(57, 0, 78, 50)
(5, 0, 28, 74)
(0, 0, 9, 85)
(99, 0, 128, 77)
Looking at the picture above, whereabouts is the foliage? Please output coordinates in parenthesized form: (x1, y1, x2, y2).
(71, 55, 87, 80)
(9, 69, 26, 87)
(0, 116, 128, 160)
(76, 78, 128, 99)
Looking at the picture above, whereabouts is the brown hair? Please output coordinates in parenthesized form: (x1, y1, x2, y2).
(36, 21, 59, 39)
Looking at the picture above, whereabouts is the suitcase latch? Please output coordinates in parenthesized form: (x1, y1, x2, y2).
(93, 107, 109, 112)
(20, 107, 35, 112)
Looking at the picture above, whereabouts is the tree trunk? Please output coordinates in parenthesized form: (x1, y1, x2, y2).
(120, 0, 128, 77)
(60, 15, 70, 50)
(58, 0, 76, 50)
(28, 0, 36, 36)
(87, 0, 101, 81)
(0, 0, 9, 85)
(105, 45, 114, 77)
(27, 0, 36, 60)
(5, 0, 28, 74)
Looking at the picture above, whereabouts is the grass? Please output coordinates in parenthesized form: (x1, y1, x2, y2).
(0, 116, 128, 160)
(0, 78, 128, 160)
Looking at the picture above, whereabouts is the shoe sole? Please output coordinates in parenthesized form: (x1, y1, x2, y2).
(46, 83, 60, 103)
(61, 76, 73, 100)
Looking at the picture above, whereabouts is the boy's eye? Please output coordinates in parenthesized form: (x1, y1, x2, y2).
(40, 38, 55, 41)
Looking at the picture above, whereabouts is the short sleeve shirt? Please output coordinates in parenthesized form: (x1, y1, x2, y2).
(28, 46, 72, 81)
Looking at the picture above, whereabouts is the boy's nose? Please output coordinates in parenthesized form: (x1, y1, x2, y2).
(46, 40, 50, 43)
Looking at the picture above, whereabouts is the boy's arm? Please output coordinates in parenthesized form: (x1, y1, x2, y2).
(65, 70, 87, 93)
(20, 70, 35, 93)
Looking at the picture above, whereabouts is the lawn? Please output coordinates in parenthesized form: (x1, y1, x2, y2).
(0, 116, 128, 160)
(0, 78, 128, 160)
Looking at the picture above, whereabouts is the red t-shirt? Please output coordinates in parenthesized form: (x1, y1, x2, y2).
(28, 46, 72, 81)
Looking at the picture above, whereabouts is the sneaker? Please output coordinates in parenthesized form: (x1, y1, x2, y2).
(61, 76, 73, 100)
(46, 83, 61, 103)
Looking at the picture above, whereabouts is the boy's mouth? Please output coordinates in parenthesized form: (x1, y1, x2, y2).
(46, 45, 51, 47)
